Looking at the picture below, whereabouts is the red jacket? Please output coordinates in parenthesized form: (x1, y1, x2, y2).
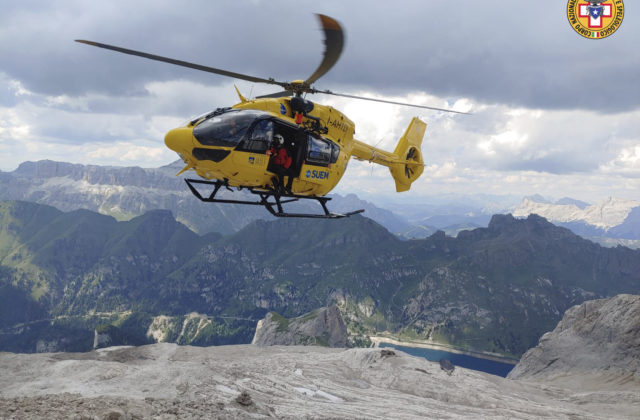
(269, 147, 292, 169)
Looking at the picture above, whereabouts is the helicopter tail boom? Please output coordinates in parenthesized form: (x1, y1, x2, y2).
(352, 117, 427, 192)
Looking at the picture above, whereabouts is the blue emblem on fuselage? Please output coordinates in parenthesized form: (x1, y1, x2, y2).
(280, 103, 286, 115)
(249, 157, 255, 164)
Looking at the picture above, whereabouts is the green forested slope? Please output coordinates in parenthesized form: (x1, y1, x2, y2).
(1, 201, 639, 355)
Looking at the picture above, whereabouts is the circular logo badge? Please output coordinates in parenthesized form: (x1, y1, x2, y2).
(567, 1, 624, 39)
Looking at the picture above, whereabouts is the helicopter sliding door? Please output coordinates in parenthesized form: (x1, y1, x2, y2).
(298, 134, 341, 194)
(266, 122, 304, 177)
(232, 119, 273, 184)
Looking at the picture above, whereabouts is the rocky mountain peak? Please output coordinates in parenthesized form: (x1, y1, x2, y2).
(524, 194, 551, 204)
(14, 160, 81, 179)
(252, 306, 348, 347)
(488, 213, 550, 233)
(12, 159, 176, 189)
(487, 213, 574, 240)
(508, 294, 640, 386)
(427, 230, 447, 240)
(514, 195, 640, 230)
(487, 213, 518, 230)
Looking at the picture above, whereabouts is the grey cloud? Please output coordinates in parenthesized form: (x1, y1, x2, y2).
(0, 2, 321, 97)
(474, 133, 618, 175)
(1, 1, 638, 112)
(320, 2, 639, 112)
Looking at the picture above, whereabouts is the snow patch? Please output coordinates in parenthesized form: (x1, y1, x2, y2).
(293, 386, 344, 403)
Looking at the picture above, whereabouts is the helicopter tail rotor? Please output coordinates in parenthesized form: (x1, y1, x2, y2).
(389, 117, 427, 192)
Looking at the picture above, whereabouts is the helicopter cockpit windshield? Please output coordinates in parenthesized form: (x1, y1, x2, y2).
(193, 110, 268, 148)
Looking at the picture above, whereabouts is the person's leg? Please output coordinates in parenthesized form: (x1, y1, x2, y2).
(278, 173, 285, 193)
(272, 167, 286, 194)
(285, 173, 294, 193)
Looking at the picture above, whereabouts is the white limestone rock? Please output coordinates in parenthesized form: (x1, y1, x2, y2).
(508, 294, 640, 387)
(2, 342, 639, 419)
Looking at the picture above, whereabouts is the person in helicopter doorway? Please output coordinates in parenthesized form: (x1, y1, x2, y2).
(268, 134, 293, 194)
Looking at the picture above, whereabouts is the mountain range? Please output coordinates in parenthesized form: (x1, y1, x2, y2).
(2, 200, 640, 357)
(513, 195, 640, 244)
(0, 160, 412, 236)
(2, 160, 640, 245)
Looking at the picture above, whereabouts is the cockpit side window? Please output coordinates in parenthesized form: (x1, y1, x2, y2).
(330, 143, 340, 164)
(193, 110, 263, 147)
(307, 136, 333, 166)
(237, 119, 273, 153)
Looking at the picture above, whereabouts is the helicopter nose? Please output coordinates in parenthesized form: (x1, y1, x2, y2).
(164, 127, 193, 153)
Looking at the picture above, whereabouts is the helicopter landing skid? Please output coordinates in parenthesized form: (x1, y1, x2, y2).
(185, 179, 365, 219)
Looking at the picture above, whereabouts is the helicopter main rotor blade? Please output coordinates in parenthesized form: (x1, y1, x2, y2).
(256, 90, 294, 99)
(75, 39, 286, 88)
(303, 14, 344, 87)
(315, 89, 470, 114)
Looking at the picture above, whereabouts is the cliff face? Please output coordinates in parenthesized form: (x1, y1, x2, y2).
(508, 294, 640, 386)
(252, 306, 348, 347)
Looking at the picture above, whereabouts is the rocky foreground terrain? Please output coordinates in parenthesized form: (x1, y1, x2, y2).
(0, 341, 638, 419)
(2, 296, 639, 419)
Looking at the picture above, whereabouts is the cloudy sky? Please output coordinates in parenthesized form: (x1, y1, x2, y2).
(1, 0, 638, 205)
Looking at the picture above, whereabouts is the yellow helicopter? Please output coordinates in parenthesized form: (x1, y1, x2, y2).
(76, 15, 465, 218)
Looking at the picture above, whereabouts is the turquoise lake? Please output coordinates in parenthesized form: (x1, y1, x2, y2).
(379, 343, 516, 377)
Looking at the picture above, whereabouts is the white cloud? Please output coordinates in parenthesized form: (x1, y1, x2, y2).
(0, 76, 640, 205)
(600, 145, 640, 177)
(0, 107, 31, 139)
(1, 136, 174, 170)
(3, 79, 640, 204)
(85, 141, 172, 163)
(8, 79, 33, 97)
(478, 130, 529, 156)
